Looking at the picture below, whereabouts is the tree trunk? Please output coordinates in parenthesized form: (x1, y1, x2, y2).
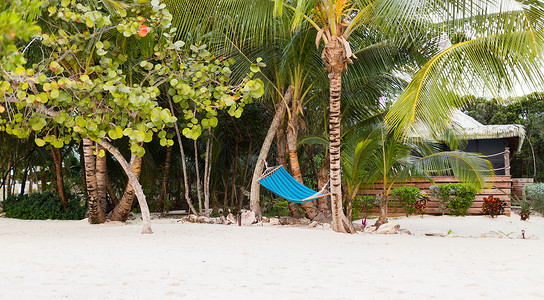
(316, 153, 331, 217)
(324, 37, 356, 233)
(20, 167, 28, 196)
(79, 141, 88, 194)
(231, 141, 239, 209)
(105, 173, 118, 206)
(159, 145, 173, 213)
(99, 140, 152, 234)
(203, 130, 211, 217)
(168, 94, 198, 215)
(238, 137, 252, 210)
(249, 86, 294, 219)
(95, 144, 108, 214)
(194, 139, 203, 214)
(83, 138, 106, 224)
(108, 151, 142, 222)
(279, 117, 301, 218)
(375, 190, 389, 227)
(286, 97, 330, 223)
(50, 129, 68, 209)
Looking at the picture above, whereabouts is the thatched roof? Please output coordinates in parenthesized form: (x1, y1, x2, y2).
(410, 109, 526, 154)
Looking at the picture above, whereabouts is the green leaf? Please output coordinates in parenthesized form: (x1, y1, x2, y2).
(34, 138, 46, 147)
(250, 64, 260, 73)
(50, 89, 60, 99)
(31, 118, 47, 131)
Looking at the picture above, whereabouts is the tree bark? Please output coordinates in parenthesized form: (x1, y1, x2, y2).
(249, 86, 295, 219)
(99, 140, 152, 234)
(316, 152, 331, 217)
(286, 95, 330, 223)
(159, 145, 172, 213)
(83, 138, 106, 224)
(203, 130, 211, 217)
(324, 37, 356, 233)
(20, 167, 28, 196)
(194, 139, 203, 214)
(95, 144, 108, 214)
(167, 94, 198, 215)
(105, 173, 118, 206)
(230, 141, 239, 209)
(279, 119, 302, 218)
(108, 151, 142, 222)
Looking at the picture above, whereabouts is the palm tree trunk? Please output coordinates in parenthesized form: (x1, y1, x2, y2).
(98, 140, 152, 234)
(159, 145, 172, 213)
(279, 114, 302, 218)
(167, 94, 198, 215)
(95, 144, 108, 214)
(286, 99, 330, 223)
(316, 153, 331, 217)
(325, 38, 356, 233)
(108, 152, 142, 222)
(249, 86, 294, 218)
(83, 138, 106, 224)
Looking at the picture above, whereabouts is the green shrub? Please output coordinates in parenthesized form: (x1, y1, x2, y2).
(351, 195, 378, 219)
(3, 192, 87, 220)
(430, 183, 476, 216)
(524, 183, 544, 214)
(391, 186, 421, 216)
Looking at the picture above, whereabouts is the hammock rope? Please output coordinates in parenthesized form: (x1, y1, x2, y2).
(257, 165, 329, 203)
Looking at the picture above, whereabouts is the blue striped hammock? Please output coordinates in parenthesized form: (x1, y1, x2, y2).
(258, 165, 329, 203)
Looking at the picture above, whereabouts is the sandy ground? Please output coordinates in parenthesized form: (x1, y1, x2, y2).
(1, 213, 544, 300)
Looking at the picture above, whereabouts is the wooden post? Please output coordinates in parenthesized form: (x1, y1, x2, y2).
(504, 147, 510, 176)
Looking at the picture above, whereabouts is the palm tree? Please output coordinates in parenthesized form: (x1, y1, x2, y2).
(274, 0, 544, 232)
(385, 1, 544, 139)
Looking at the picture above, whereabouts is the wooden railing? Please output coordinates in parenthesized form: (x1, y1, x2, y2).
(359, 176, 513, 217)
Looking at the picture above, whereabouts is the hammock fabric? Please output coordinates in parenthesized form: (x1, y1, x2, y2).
(258, 165, 329, 203)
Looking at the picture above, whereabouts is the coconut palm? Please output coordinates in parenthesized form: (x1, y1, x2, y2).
(385, 1, 544, 138)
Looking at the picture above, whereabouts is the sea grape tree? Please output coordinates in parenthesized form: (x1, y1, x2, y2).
(0, 0, 264, 232)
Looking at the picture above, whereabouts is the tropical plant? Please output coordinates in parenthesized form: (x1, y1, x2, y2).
(3, 191, 86, 220)
(524, 183, 544, 215)
(429, 183, 477, 216)
(482, 195, 505, 218)
(386, 1, 544, 142)
(391, 186, 421, 216)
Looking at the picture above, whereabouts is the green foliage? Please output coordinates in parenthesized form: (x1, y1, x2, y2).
(0, 0, 41, 72)
(351, 195, 378, 219)
(430, 183, 476, 216)
(482, 195, 505, 218)
(167, 45, 264, 140)
(273, 199, 290, 218)
(3, 192, 86, 220)
(524, 183, 544, 215)
(391, 186, 421, 216)
(464, 93, 544, 182)
(0, 0, 176, 156)
(520, 198, 532, 221)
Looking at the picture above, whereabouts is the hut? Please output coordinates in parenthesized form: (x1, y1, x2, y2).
(409, 109, 526, 176)
(359, 109, 530, 216)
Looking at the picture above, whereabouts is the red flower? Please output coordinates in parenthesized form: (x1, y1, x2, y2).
(139, 25, 149, 37)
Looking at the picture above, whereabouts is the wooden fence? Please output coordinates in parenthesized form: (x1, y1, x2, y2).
(359, 176, 514, 217)
(512, 178, 534, 202)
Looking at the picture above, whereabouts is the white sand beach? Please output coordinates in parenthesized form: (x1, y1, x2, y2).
(1, 214, 544, 299)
